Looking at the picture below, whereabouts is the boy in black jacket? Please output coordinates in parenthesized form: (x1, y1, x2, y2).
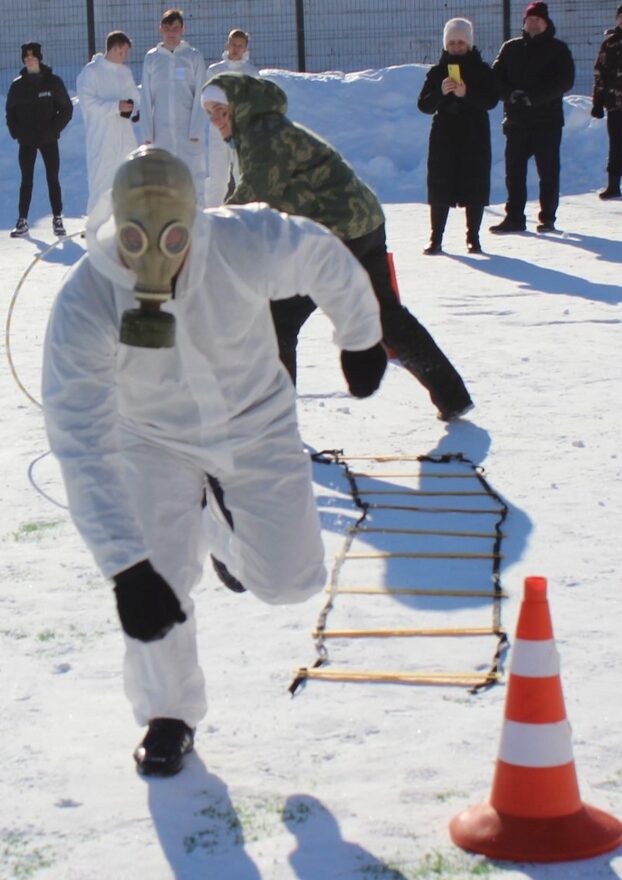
(5, 42, 73, 238)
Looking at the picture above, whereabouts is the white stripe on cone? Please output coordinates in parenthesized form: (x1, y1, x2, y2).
(510, 638, 560, 677)
(498, 720, 575, 767)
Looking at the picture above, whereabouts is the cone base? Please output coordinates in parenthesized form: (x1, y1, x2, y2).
(450, 801, 622, 863)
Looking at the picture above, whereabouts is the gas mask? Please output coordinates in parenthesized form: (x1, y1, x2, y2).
(112, 146, 196, 348)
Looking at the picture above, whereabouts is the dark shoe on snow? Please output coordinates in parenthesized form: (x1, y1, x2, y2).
(467, 238, 482, 254)
(211, 555, 246, 593)
(437, 401, 474, 422)
(53, 215, 66, 237)
(423, 239, 442, 255)
(598, 187, 620, 200)
(10, 218, 29, 238)
(489, 217, 526, 234)
(133, 717, 194, 777)
(536, 221, 560, 233)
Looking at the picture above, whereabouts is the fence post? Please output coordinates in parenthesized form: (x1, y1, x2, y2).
(503, 0, 511, 42)
(295, 0, 306, 72)
(86, 0, 96, 60)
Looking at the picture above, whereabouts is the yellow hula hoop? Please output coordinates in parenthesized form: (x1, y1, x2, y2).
(5, 230, 85, 408)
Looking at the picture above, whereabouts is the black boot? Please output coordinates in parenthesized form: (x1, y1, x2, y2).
(598, 173, 621, 200)
(466, 205, 484, 254)
(134, 718, 194, 776)
(382, 307, 473, 420)
(423, 238, 442, 255)
(423, 204, 449, 254)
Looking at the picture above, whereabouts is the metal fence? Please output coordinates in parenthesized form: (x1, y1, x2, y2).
(1, 1, 614, 96)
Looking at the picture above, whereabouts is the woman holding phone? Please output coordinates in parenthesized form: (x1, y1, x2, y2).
(417, 18, 498, 254)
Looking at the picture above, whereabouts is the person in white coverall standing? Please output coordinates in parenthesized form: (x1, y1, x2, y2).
(205, 28, 259, 207)
(140, 8, 207, 206)
(76, 31, 140, 215)
(41, 146, 387, 777)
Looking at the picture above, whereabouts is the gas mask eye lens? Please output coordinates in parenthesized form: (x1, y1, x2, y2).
(159, 222, 190, 257)
(118, 222, 148, 256)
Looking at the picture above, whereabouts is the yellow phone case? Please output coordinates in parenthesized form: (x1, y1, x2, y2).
(448, 64, 462, 84)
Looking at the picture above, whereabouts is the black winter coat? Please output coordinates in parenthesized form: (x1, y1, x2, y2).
(492, 22, 575, 131)
(593, 26, 622, 114)
(5, 63, 73, 146)
(417, 48, 498, 207)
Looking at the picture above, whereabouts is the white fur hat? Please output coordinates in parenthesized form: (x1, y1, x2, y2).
(443, 18, 474, 51)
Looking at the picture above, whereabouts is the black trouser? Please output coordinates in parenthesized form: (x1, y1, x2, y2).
(606, 110, 622, 177)
(18, 141, 62, 218)
(429, 204, 484, 242)
(270, 222, 471, 415)
(504, 125, 562, 224)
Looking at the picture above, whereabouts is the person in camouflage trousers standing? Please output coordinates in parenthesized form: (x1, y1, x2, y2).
(592, 4, 622, 199)
(202, 72, 473, 421)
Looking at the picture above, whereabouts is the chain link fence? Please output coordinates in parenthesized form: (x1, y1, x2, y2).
(1, 1, 613, 96)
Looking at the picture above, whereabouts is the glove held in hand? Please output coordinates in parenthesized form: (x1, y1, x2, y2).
(509, 89, 531, 107)
(341, 343, 387, 398)
(591, 104, 604, 119)
(114, 559, 186, 642)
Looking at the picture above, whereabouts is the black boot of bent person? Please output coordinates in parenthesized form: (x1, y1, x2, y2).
(134, 718, 194, 777)
(382, 306, 473, 421)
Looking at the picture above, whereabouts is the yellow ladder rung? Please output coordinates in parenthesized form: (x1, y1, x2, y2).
(356, 527, 503, 538)
(294, 668, 502, 686)
(349, 471, 478, 479)
(329, 586, 508, 599)
(314, 626, 502, 639)
(344, 551, 502, 560)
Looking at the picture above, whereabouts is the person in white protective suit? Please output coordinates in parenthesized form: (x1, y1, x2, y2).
(41, 146, 387, 777)
(205, 29, 259, 207)
(140, 8, 207, 206)
(76, 31, 140, 215)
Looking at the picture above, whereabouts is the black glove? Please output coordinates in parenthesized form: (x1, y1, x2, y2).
(341, 343, 387, 398)
(509, 89, 531, 107)
(113, 560, 186, 642)
(591, 104, 605, 119)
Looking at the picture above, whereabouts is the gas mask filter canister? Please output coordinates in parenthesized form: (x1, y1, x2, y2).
(112, 146, 197, 348)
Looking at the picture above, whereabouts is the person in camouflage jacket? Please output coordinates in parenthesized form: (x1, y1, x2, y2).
(202, 72, 473, 421)
(592, 5, 622, 198)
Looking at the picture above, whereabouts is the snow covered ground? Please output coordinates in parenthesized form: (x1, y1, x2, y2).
(0, 65, 620, 879)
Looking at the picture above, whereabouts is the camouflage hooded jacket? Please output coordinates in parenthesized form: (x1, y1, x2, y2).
(211, 72, 384, 241)
(593, 26, 622, 113)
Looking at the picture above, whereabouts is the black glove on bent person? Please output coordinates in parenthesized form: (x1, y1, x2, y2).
(341, 342, 387, 398)
(113, 559, 187, 642)
(591, 104, 605, 119)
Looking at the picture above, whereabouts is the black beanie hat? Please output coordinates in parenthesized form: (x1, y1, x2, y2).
(524, 2, 549, 21)
(21, 42, 43, 61)
(617, 5, 622, 16)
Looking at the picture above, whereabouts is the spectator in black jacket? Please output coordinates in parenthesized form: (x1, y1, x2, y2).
(417, 18, 498, 255)
(5, 42, 73, 238)
(592, 5, 622, 199)
(490, 2, 575, 234)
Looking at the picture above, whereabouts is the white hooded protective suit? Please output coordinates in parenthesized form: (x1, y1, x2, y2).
(77, 54, 140, 213)
(205, 52, 259, 207)
(140, 41, 207, 206)
(42, 199, 382, 727)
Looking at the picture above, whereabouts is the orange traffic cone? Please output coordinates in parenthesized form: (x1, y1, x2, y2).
(450, 575, 622, 862)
